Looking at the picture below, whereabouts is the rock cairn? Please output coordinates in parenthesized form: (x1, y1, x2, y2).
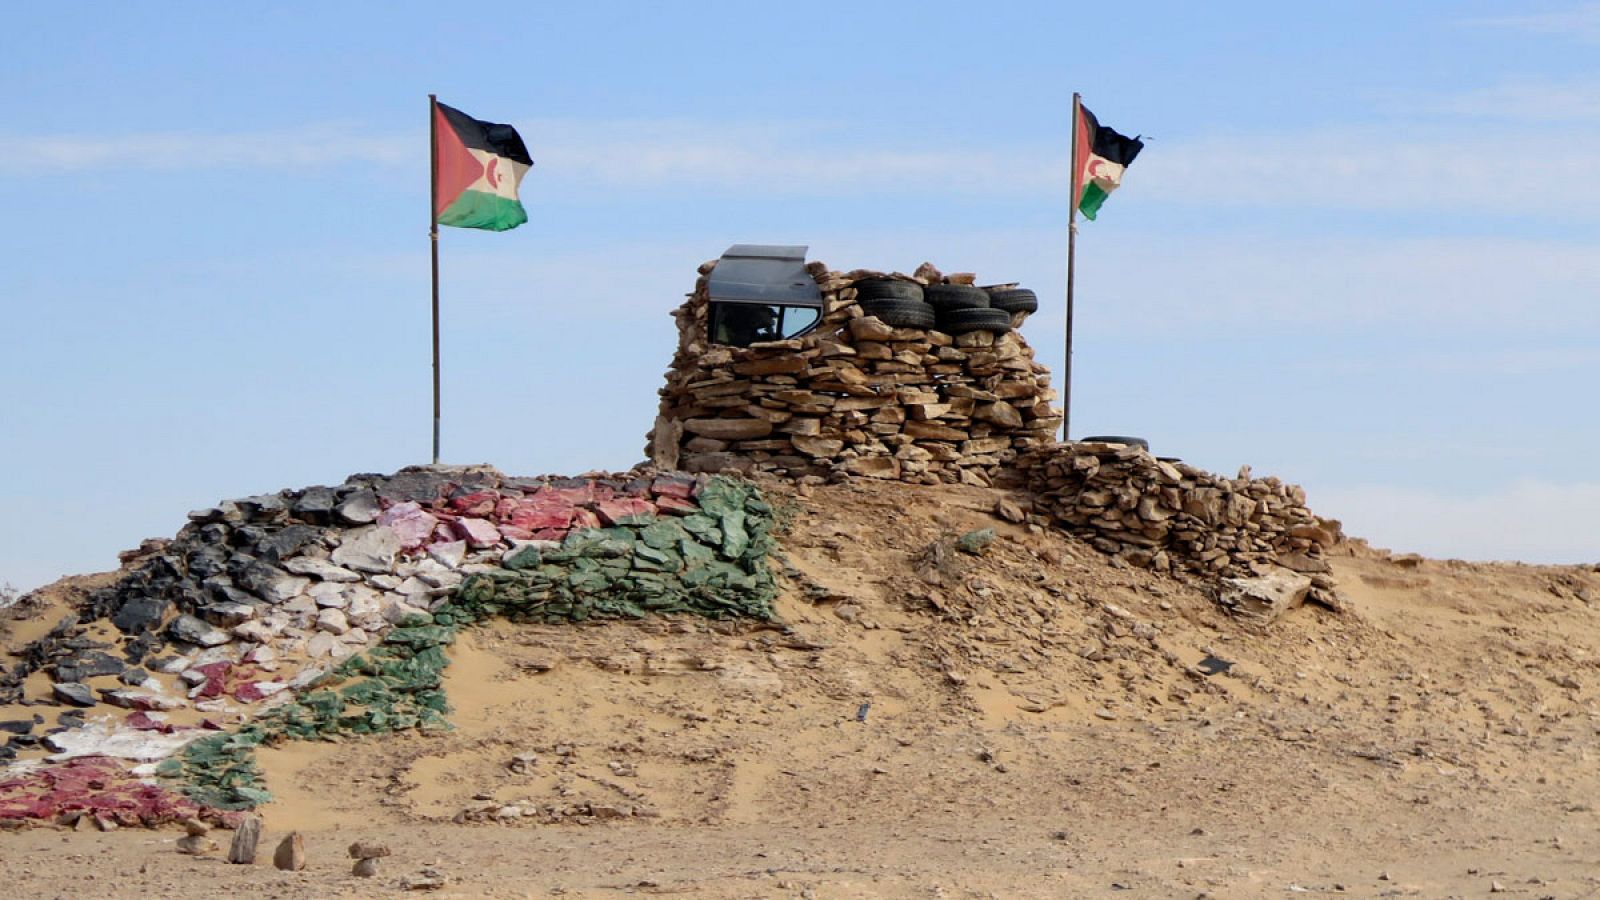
(648, 260, 1062, 487)
(1017, 441, 1344, 606)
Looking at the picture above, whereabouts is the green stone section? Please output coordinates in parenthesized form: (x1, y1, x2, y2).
(158, 475, 781, 810)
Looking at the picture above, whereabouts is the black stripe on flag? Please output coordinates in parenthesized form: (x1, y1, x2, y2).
(1082, 106, 1144, 167)
(437, 102, 533, 165)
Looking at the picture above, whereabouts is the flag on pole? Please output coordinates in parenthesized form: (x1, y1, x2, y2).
(432, 102, 533, 231)
(1074, 105, 1143, 221)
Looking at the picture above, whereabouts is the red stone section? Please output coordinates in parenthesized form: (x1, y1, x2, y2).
(0, 756, 237, 828)
(377, 476, 702, 553)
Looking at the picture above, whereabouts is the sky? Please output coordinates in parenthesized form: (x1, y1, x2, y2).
(3, 1, 1599, 592)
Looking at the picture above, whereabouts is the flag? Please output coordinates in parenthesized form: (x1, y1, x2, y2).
(432, 101, 532, 231)
(1074, 105, 1143, 221)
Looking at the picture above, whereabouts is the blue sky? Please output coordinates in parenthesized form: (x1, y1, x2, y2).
(4, 1, 1599, 591)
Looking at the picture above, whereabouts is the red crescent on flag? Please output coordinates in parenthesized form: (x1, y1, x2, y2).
(485, 157, 501, 189)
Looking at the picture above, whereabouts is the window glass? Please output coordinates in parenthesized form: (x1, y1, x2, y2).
(710, 303, 821, 347)
(711, 304, 779, 347)
(780, 306, 820, 339)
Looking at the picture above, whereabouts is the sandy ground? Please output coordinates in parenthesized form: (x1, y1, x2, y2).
(5, 480, 1600, 898)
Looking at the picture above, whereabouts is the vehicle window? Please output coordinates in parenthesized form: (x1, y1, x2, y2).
(710, 303, 821, 347)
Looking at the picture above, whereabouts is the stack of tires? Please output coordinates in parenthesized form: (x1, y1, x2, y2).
(855, 280, 1040, 336)
(855, 280, 935, 329)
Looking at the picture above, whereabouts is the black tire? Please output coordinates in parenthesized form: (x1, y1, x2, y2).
(986, 288, 1039, 314)
(923, 284, 990, 312)
(860, 298, 936, 329)
(854, 279, 923, 302)
(1079, 435, 1149, 450)
(935, 307, 1012, 335)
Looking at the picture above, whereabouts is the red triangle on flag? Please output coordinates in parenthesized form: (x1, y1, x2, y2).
(433, 106, 484, 216)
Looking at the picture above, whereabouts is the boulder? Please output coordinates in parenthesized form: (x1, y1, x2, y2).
(331, 525, 401, 574)
(167, 614, 230, 648)
(335, 490, 381, 525)
(111, 595, 171, 635)
(426, 540, 468, 569)
(450, 517, 502, 549)
(273, 833, 307, 871)
(254, 524, 321, 562)
(54, 650, 127, 684)
(1219, 571, 1313, 623)
(378, 502, 441, 551)
(52, 682, 96, 708)
(315, 608, 350, 634)
(228, 816, 263, 865)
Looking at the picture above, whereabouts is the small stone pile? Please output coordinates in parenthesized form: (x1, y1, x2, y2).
(648, 261, 1062, 487)
(1017, 441, 1343, 605)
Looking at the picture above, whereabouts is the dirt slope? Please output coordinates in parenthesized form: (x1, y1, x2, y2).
(5, 478, 1600, 898)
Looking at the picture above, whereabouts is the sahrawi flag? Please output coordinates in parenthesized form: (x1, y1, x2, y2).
(1074, 104, 1144, 221)
(432, 101, 532, 231)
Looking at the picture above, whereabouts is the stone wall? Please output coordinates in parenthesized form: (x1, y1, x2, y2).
(1016, 440, 1344, 606)
(647, 261, 1061, 486)
(0, 466, 785, 817)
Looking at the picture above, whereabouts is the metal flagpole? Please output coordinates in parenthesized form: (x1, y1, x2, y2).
(1063, 91, 1081, 442)
(428, 94, 442, 465)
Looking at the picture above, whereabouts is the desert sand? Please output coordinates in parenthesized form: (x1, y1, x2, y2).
(4, 479, 1600, 898)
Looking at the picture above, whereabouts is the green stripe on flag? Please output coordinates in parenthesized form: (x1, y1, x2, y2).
(436, 190, 528, 232)
(1078, 183, 1109, 221)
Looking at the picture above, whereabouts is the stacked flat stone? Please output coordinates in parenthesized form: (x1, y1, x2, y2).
(648, 261, 1062, 486)
(1017, 441, 1343, 603)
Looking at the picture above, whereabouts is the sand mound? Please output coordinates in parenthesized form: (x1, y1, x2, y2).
(5, 475, 1600, 896)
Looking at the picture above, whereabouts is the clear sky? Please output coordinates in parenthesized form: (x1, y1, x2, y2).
(4, 1, 1599, 592)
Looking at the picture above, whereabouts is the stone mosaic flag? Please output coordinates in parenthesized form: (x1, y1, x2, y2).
(1074, 105, 1143, 221)
(431, 101, 532, 231)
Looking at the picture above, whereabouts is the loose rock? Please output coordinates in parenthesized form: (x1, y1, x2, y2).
(227, 816, 262, 864)
(273, 832, 306, 871)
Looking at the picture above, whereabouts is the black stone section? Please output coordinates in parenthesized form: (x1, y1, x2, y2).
(167, 613, 228, 647)
(198, 601, 257, 628)
(226, 553, 260, 578)
(255, 524, 321, 562)
(0, 718, 36, 735)
(185, 544, 229, 579)
(53, 650, 126, 684)
(293, 486, 337, 524)
(233, 561, 291, 598)
(111, 594, 171, 635)
(119, 667, 149, 686)
(232, 525, 269, 551)
(202, 578, 255, 606)
(123, 633, 162, 665)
